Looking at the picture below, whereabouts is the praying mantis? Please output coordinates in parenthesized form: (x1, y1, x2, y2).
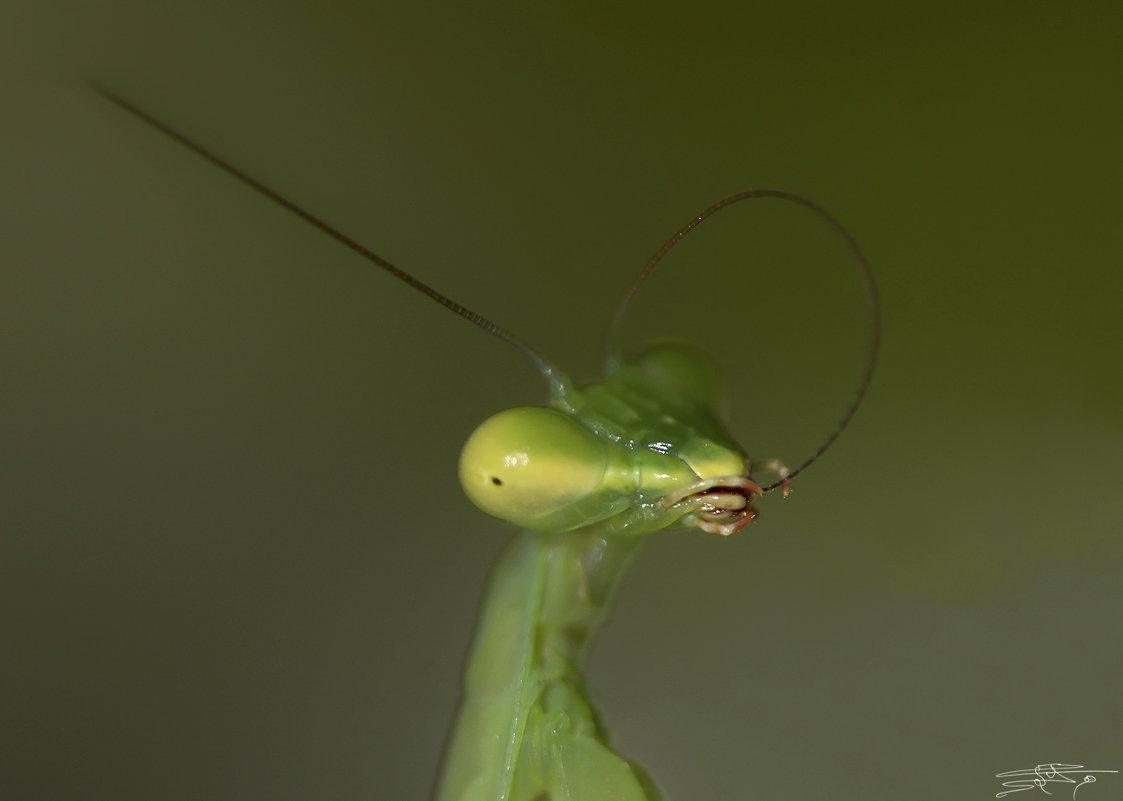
(95, 87, 879, 801)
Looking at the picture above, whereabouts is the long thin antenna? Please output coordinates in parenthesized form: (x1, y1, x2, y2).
(91, 85, 568, 397)
(604, 190, 881, 492)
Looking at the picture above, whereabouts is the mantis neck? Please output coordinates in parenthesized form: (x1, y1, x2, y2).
(535, 529, 644, 687)
(435, 529, 654, 801)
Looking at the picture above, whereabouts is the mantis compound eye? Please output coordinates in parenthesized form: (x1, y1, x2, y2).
(459, 407, 609, 529)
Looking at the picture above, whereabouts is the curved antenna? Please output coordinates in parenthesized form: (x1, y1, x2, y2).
(604, 190, 881, 493)
(91, 85, 569, 398)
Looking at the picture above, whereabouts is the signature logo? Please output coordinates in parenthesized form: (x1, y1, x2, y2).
(995, 763, 1118, 799)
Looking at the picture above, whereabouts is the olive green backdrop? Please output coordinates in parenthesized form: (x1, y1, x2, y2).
(3, 2, 1120, 799)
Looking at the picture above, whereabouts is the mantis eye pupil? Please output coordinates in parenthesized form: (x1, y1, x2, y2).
(491, 477, 503, 486)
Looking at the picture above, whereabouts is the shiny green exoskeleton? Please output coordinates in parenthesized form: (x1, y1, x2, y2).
(96, 88, 879, 801)
(443, 344, 779, 801)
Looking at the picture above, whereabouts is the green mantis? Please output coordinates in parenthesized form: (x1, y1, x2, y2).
(442, 194, 877, 801)
(95, 87, 879, 801)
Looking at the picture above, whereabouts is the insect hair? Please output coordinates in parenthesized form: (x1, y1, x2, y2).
(90, 84, 568, 396)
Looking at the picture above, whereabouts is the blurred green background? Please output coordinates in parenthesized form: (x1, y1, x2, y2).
(3, 2, 1120, 799)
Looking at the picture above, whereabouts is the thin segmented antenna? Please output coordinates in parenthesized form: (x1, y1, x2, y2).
(91, 85, 569, 398)
(603, 190, 881, 493)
